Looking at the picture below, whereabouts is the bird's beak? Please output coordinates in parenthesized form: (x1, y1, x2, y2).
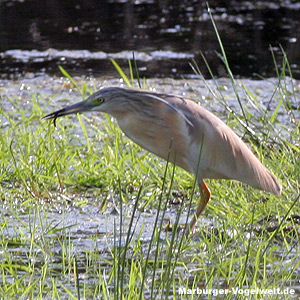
(43, 98, 97, 124)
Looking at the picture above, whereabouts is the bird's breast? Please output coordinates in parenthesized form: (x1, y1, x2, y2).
(116, 110, 192, 173)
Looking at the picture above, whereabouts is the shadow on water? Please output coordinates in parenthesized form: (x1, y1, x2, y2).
(0, 0, 300, 79)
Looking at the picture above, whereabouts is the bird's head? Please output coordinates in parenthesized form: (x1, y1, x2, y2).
(43, 87, 130, 123)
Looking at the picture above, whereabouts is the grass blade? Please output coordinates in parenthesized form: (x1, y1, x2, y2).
(110, 58, 132, 87)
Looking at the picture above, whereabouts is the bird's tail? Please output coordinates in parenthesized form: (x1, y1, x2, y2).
(239, 153, 282, 196)
(253, 166, 282, 196)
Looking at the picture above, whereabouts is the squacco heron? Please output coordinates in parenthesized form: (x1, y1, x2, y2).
(44, 87, 282, 235)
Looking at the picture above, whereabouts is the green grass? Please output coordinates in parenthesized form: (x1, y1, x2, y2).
(1, 57, 300, 299)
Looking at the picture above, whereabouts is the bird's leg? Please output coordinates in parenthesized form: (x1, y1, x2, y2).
(185, 181, 211, 236)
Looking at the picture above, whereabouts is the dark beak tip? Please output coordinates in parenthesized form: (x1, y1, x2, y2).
(42, 112, 60, 127)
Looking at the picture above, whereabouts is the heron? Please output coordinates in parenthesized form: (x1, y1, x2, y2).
(44, 87, 282, 235)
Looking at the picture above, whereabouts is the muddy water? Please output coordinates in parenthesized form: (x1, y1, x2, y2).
(1, 74, 299, 241)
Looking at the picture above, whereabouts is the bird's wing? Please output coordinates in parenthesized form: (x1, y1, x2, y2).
(142, 93, 194, 127)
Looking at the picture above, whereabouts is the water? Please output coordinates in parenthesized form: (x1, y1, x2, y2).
(0, 0, 300, 79)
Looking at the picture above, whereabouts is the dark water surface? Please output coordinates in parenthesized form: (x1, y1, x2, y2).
(1, 0, 300, 79)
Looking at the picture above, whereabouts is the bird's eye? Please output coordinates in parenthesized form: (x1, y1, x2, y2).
(97, 97, 105, 104)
